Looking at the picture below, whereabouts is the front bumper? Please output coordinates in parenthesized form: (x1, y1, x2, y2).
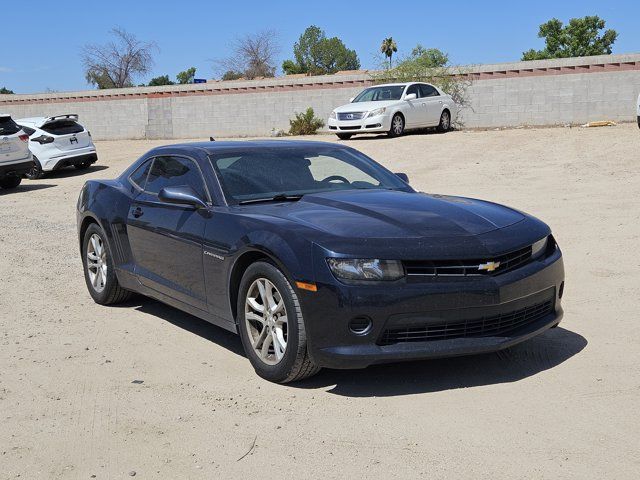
(299, 247, 565, 369)
(0, 157, 35, 178)
(327, 114, 391, 134)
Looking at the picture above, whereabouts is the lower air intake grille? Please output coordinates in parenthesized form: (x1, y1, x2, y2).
(378, 298, 554, 345)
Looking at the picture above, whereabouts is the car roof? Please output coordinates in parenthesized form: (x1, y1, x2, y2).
(365, 82, 421, 87)
(149, 139, 349, 155)
(0, 113, 11, 119)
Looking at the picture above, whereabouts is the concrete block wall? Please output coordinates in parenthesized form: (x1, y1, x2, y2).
(1, 53, 639, 139)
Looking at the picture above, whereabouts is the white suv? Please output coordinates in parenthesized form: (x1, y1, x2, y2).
(0, 114, 34, 190)
(18, 114, 98, 179)
(328, 82, 458, 139)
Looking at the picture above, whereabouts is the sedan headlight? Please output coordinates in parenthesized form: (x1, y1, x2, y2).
(329, 111, 336, 119)
(531, 236, 549, 260)
(327, 258, 404, 282)
(367, 107, 386, 118)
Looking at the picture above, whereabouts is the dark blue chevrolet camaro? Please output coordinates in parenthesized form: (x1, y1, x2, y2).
(77, 140, 565, 383)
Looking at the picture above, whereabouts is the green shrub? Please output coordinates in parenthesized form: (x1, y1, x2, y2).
(288, 108, 325, 135)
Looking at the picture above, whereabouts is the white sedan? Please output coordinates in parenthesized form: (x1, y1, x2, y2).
(17, 114, 98, 179)
(328, 82, 458, 139)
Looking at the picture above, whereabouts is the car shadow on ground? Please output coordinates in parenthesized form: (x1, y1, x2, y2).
(0, 183, 57, 195)
(299, 327, 587, 397)
(120, 297, 586, 397)
(341, 127, 449, 141)
(41, 164, 109, 179)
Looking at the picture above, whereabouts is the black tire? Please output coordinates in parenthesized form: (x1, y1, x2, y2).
(75, 162, 91, 170)
(437, 110, 451, 133)
(237, 261, 320, 383)
(337, 133, 352, 140)
(0, 176, 21, 189)
(388, 113, 405, 137)
(25, 156, 44, 180)
(81, 223, 132, 305)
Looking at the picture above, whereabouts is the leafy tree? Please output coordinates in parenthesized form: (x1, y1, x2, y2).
(283, 25, 360, 75)
(221, 70, 244, 81)
(82, 27, 157, 89)
(380, 37, 398, 69)
(289, 107, 325, 135)
(372, 45, 472, 126)
(0, 87, 14, 94)
(176, 67, 196, 84)
(148, 75, 175, 86)
(522, 16, 618, 60)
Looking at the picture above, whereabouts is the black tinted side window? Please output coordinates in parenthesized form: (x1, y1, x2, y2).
(129, 159, 153, 189)
(406, 84, 420, 97)
(419, 84, 439, 97)
(145, 156, 207, 200)
(0, 117, 20, 135)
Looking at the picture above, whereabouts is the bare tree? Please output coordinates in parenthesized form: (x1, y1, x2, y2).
(82, 28, 157, 89)
(214, 30, 280, 79)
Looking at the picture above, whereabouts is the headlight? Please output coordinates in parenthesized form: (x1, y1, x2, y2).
(327, 258, 404, 282)
(367, 107, 386, 118)
(329, 111, 336, 119)
(531, 236, 549, 259)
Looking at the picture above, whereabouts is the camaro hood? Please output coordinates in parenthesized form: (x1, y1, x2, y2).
(248, 190, 524, 239)
(333, 101, 398, 113)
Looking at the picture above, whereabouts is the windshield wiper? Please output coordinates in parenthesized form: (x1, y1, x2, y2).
(238, 193, 304, 205)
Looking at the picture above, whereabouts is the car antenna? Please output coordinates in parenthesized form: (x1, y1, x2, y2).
(209, 136, 215, 141)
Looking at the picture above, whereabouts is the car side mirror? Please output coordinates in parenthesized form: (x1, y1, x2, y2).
(404, 93, 417, 101)
(158, 186, 208, 208)
(395, 172, 409, 183)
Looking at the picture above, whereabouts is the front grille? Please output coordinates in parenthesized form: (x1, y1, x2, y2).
(339, 126, 361, 130)
(379, 298, 554, 345)
(337, 112, 365, 121)
(403, 245, 533, 278)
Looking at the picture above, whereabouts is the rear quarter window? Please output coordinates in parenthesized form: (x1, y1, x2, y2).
(0, 117, 21, 135)
(41, 120, 84, 135)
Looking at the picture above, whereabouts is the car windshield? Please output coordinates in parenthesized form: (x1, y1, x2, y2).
(210, 146, 411, 203)
(352, 86, 405, 102)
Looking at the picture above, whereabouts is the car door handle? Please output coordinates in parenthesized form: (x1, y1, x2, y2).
(132, 206, 144, 218)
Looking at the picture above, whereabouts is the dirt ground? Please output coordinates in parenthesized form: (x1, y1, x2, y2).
(1, 124, 639, 479)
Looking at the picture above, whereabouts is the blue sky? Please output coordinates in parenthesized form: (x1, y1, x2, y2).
(1, 0, 638, 94)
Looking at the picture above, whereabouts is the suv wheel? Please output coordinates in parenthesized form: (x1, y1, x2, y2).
(0, 176, 21, 189)
(81, 223, 132, 305)
(237, 261, 320, 383)
(25, 156, 44, 180)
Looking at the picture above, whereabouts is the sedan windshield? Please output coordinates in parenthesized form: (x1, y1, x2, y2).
(352, 86, 405, 102)
(210, 146, 412, 203)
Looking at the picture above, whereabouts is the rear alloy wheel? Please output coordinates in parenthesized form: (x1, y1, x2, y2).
(0, 176, 22, 189)
(437, 110, 451, 132)
(337, 133, 352, 140)
(388, 113, 404, 137)
(82, 223, 132, 305)
(25, 156, 44, 180)
(238, 261, 319, 383)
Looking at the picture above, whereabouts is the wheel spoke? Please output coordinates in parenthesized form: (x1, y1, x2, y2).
(245, 311, 265, 325)
(272, 328, 286, 361)
(247, 297, 264, 313)
(252, 326, 268, 350)
(260, 332, 273, 359)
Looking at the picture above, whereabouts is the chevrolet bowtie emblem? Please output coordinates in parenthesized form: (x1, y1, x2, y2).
(478, 261, 500, 272)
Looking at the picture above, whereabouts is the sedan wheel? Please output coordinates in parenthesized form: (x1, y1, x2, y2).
(82, 223, 132, 305)
(244, 278, 288, 365)
(437, 110, 451, 132)
(389, 114, 404, 137)
(238, 261, 320, 383)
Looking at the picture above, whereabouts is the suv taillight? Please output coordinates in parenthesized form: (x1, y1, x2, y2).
(19, 134, 29, 142)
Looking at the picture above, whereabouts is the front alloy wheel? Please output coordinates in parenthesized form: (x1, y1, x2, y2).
(437, 110, 451, 132)
(244, 278, 288, 365)
(86, 233, 107, 293)
(237, 261, 319, 383)
(25, 156, 44, 180)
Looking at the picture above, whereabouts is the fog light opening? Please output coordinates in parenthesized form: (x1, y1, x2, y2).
(559, 281, 565, 299)
(349, 316, 372, 335)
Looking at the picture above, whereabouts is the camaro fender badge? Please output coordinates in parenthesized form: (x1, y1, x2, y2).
(478, 261, 500, 272)
(204, 251, 225, 261)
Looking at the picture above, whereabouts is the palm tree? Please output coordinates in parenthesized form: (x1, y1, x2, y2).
(380, 37, 398, 69)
